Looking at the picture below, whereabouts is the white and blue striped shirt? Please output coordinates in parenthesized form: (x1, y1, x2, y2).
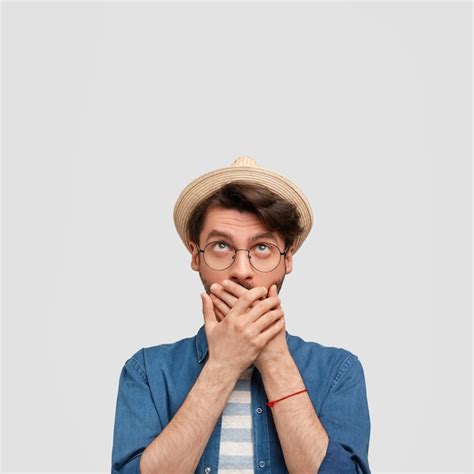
(218, 365, 255, 473)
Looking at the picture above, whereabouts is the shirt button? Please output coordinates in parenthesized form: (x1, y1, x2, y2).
(256, 407, 263, 414)
(258, 460, 266, 468)
(204, 468, 211, 473)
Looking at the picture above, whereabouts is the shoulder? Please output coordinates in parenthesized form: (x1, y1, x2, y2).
(288, 331, 358, 364)
(287, 331, 364, 388)
(124, 332, 198, 380)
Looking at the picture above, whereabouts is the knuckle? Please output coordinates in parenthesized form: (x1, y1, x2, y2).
(229, 316, 239, 328)
(235, 319, 245, 332)
(251, 338, 263, 351)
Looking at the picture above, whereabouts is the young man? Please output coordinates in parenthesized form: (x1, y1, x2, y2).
(111, 157, 371, 473)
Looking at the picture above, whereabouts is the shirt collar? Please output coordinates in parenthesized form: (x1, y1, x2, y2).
(195, 323, 290, 364)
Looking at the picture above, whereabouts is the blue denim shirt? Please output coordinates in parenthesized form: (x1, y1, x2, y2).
(112, 324, 371, 473)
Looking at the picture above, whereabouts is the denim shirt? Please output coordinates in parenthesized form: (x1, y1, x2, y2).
(112, 324, 371, 473)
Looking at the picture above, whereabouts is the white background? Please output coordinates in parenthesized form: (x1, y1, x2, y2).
(2, 1, 472, 472)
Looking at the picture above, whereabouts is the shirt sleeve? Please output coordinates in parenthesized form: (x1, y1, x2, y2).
(317, 354, 371, 474)
(111, 350, 164, 474)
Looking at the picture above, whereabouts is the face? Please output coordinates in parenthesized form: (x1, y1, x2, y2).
(188, 206, 293, 296)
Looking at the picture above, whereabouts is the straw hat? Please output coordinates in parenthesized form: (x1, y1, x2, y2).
(173, 156, 313, 254)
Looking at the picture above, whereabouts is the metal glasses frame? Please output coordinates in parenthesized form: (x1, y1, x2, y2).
(197, 240, 288, 273)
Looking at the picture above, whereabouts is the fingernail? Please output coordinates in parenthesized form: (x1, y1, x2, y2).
(223, 280, 229, 286)
(211, 283, 218, 291)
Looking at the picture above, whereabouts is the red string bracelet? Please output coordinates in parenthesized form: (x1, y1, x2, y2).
(265, 388, 308, 408)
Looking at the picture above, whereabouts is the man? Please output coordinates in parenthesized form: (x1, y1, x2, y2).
(111, 157, 371, 473)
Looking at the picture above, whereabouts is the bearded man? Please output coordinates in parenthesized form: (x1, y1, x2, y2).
(112, 157, 371, 473)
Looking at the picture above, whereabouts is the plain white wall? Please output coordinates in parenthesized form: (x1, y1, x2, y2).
(2, 1, 471, 472)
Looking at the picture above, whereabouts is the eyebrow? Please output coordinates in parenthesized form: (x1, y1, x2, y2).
(205, 230, 279, 246)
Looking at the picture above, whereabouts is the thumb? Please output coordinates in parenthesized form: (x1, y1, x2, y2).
(201, 293, 218, 330)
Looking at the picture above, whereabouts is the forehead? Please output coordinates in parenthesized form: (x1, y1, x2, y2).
(200, 207, 283, 245)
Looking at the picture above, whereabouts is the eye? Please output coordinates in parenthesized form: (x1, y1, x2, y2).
(213, 241, 230, 251)
(254, 243, 272, 253)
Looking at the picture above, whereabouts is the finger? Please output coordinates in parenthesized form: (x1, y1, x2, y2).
(215, 306, 225, 322)
(222, 280, 249, 299)
(210, 293, 231, 316)
(253, 307, 285, 333)
(214, 281, 254, 313)
(255, 315, 286, 346)
(247, 295, 281, 321)
(224, 280, 267, 310)
(228, 280, 261, 311)
(213, 291, 252, 314)
(210, 283, 238, 308)
(229, 286, 268, 317)
(269, 284, 281, 309)
(201, 293, 217, 329)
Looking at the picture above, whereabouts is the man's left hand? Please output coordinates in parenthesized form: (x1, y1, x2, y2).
(209, 280, 289, 372)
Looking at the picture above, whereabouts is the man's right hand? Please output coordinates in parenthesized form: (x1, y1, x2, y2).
(201, 287, 284, 378)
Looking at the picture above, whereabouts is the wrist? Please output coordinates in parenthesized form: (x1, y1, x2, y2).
(257, 349, 292, 373)
(204, 357, 242, 383)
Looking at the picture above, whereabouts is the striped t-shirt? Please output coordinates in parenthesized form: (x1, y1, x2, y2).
(217, 364, 255, 473)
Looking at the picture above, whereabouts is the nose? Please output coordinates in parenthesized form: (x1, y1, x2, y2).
(228, 249, 254, 281)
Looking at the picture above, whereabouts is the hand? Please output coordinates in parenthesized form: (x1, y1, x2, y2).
(201, 286, 285, 379)
(209, 281, 289, 372)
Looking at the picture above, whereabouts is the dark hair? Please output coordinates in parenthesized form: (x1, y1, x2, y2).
(187, 182, 304, 251)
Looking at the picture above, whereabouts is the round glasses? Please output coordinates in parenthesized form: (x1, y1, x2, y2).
(197, 240, 288, 272)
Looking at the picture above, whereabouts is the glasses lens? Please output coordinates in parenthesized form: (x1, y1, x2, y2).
(203, 241, 235, 270)
(249, 243, 281, 272)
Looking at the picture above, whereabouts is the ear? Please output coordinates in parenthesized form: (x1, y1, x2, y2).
(284, 246, 294, 274)
(189, 241, 200, 271)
